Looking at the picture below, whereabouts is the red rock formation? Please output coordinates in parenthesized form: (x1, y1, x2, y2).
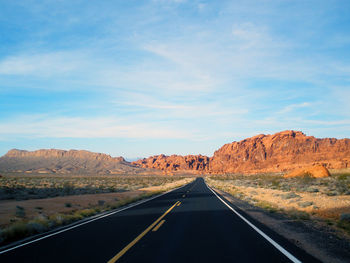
(133, 131, 350, 174)
(210, 130, 350, 174)
(132, 154, 210, 173)
(284, 165, 330, 178)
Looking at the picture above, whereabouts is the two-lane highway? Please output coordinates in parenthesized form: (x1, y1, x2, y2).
(0, 178, 319, 262)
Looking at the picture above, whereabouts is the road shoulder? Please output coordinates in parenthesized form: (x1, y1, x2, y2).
(212, 187, 350, 263)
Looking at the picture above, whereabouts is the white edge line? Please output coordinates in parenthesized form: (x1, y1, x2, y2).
(0, 180, 192, 255)
(204, 181, 302, 263)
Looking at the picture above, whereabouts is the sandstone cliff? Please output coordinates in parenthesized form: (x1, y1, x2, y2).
(133, 131, 350, 174)
(210, 130, 350, 173)
(0, 149, 153, 175)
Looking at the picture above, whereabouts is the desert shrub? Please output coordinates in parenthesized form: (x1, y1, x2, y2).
(325, 191, 337, 196)
(49, 214, 65, 226)
(15, 206, 26, 218)
(305, 187, 319, 193)
(2, 222, 29, 242)
(337, 213, 350, 233)
(280, 184, 291, 191)
(287, 209, 310, 220)
(337, 220, 350, 232)
(26, 221, 48, 234)
(98, 200, 105, 206)
(336, 174, 349, 181)
(256, 201, 278, 213)
(281, 192, 300, 199)
(65, 203, 72, 208)
(297, 201, 313, 208)
(270, 179, 280, 189)
(78, 209, 96, 218)
(340, 213, 350, 222)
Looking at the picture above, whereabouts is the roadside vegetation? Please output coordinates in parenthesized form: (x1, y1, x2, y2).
(0, 175, 194, 246)
(0, 175, 186, 200)
(206, 169, 350, 235)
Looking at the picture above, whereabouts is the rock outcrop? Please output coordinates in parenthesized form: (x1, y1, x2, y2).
(132, 154, 210, 173)
(0, 149, 154, 175)
(133, 131, 350, 174)
(210, 130, 350, 174)
(284, 165, 330, 178)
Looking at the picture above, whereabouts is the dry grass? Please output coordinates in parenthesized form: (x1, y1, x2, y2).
(206, 169, 350, 234)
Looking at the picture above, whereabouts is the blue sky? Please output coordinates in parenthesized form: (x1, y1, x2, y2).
(0, 0, 350, 159)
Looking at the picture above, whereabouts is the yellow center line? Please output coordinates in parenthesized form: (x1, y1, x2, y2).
(107, 201, 180, 263)
(152, 220, 165, 232)
(177, 202, 181, 206)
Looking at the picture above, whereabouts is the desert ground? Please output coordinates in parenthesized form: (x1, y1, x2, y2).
(206, 169, 350, 231)
(0, 174, 194, 245)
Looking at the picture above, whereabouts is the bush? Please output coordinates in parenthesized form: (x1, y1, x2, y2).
(15, 206, 26, 218)
(2, 222, 29, 242)
(27, 221, 48, 234)
(305, 187, 319, 193)
(78, 209, 96, 218)
(256, 201, 278, 213)
(287, 209, 310, 220)
(340, 213, 350, 222)
(297, 201, 313, 208)
(281, 192, 300, 199)
(98, 200, 105, 206)
(337, 214, 350, 233)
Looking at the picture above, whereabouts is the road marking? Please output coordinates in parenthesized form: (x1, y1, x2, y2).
(205, 182, 301, 263)
(107, 201, 180, 263)
(152, 220, 165, 232)
(0, 182, 191, 255)
(177, 202, 181, 206)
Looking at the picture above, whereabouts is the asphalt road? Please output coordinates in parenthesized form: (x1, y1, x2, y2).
(0, 178, 320, 263)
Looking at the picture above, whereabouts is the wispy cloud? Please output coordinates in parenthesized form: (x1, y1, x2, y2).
(0, 0, 349, 156)
(0, 52, 87, 76)
(0, 115, 193, 140)
(278, 102, 312, 114)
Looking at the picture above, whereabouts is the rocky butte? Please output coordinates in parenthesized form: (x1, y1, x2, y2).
(133, 130, 350, 174)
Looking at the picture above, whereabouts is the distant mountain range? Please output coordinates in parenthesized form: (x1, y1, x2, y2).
(0, 149, 156, 175)
(1, 130, 349, 175)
